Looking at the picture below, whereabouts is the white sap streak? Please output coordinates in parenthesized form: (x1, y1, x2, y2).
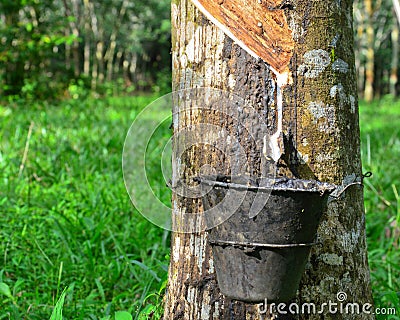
(268, 67, 290, 162)
(173, 236, 181, 262)
(190, 0, 291, 161)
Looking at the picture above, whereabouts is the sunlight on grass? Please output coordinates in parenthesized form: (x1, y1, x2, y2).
(360, 97, 400, 317)
(0, 96, 170, 319)
(50, 287, 68, 320)
(0, 95, 399, 319)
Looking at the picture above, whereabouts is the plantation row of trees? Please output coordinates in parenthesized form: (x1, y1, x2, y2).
(355, 0, 400, 101)
(0, 0, 171, 100)
(0, 0, 399, 101)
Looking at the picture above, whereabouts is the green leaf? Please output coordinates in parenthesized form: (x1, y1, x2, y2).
(138, 305, 156, 320)
(65, 35, 78, 45)
(0, 106, 12, 118)
(25, 22, 33, 32)
(95, 278, 106, 302)
(115, 311, 133, 320)
(0, 282, 13, 300)
(42, 35, 51, 44)
(50, 287, 68, 320)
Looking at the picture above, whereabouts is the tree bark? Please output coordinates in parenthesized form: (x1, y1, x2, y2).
(164, 0, 374, 319)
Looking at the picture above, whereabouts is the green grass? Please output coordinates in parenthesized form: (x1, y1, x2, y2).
(360, 96, 400, 317)
(0, 94, 399, 319)
(0, 96, 170, 319)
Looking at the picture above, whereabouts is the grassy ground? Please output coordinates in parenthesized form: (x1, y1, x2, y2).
(0, 95, 399, 319)
(359, 96, 400, 316)
(0, 97, 170, 319)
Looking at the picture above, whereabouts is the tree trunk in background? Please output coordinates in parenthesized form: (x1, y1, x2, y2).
(114, 50, 123, 78)
(89, 0, 99, 89)
(83, 0, 91, 77)
(123, 56, 131, 85)
(355, 22, 365, 96)
(62, 0, 80, 77)
(105, 34, 117, 82)
(65, 27, 71, 72)
(164, 0, 374, 319)
(391, 9, 399, 97)
(364, 0, 374, 102)
(394, 0, 400, 24)
(105, 0, 129, 82)
(3, 4, 24, 95)
(97, 35, 105, 83)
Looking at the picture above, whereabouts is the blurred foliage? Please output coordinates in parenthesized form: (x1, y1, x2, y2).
(0, 0, 72, 99)
(354, 0, 399, 99)
(0, 0, 171, 101)
(0, 0, 399, 101)
(0, 96, 170, 319)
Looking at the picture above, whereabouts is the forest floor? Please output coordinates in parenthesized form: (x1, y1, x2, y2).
(0, 95, 399, 319)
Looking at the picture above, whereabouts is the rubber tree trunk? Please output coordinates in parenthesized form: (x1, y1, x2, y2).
(164, 0, 374, 318)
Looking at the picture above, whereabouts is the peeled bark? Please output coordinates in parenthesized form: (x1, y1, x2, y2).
(164, 0, 374, 319)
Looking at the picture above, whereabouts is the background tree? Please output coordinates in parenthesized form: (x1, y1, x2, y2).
(0, 0, 171, 100)
(1, 0, 399, 101)
(391, 0, 400, 96)
(354, 0, 399, 101)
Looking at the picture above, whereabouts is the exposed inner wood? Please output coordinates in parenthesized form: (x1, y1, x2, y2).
(191, 0, 294, 72)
